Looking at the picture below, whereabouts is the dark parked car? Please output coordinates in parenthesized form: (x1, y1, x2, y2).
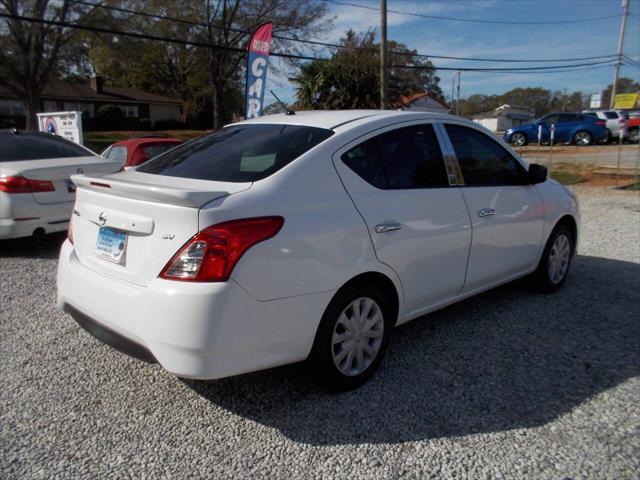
(504, 113, 608, 147)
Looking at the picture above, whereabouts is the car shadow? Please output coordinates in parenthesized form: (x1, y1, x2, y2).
(183, 254, 640, 445)
(0, 232, 66, 259)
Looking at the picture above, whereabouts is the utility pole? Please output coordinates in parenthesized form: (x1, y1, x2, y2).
(451, 75, 456, 113)
(456, 71, 461, 116)
(610, 0, 629, 109)
(380, 0, 388, 110)
(562, 87, 567, 112)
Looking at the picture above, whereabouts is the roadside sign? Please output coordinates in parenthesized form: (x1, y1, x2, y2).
(614, 93, 639, 109)
(589, 93, 602, 109)
(36, 111, 84, 145)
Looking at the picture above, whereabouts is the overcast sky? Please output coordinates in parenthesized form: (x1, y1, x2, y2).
(265, 0, 640, 105)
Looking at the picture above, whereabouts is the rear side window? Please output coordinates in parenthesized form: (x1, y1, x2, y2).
(341, 124, 449, 189)
(144, 143, 178, 159)
(559, 114, 579, 123)
(604, 111, 619, 119)
(0, 133, 92, 161)
(445, 124, 527, 186)
(583, 112, 597, 118)
(105, 146, 127, 165)
(137, 125, 333, 182)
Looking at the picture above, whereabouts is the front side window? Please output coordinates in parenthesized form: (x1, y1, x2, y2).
(137, 124, 334, 182)
(105, 146, 127, 165)
(540, 114, 560, 127)
(445, 124, 527, 187)
(341, 124, 449, 189)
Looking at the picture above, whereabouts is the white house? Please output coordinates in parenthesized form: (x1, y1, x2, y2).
(394, 92, 449, 114)
(472, 104, 535, 132)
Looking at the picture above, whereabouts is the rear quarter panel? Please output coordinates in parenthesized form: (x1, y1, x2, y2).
(198, 135, 404, 304)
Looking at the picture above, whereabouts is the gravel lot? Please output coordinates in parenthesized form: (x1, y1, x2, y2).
(1, 186, 639, 479)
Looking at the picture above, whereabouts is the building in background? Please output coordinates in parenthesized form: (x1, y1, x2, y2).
(472, 104, 535, 133)
(0, 76, 183, 130)
(393, 92, 450, 114)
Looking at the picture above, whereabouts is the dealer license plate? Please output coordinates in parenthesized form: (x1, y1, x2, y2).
(95, 227, 128, 265)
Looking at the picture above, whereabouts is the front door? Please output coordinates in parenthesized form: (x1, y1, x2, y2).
(442, 123, 545, 293)
(332, 122, 472, 316)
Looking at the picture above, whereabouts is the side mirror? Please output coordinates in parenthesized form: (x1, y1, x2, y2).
(528, 163, 547, 184)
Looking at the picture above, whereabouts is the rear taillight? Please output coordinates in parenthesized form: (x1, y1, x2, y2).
(160, 216, 284, 282)
(595, 120, 606, 127)
(0, 176, 55, 193)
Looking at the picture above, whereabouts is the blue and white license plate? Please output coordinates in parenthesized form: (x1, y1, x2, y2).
(95, 227, 128, 265)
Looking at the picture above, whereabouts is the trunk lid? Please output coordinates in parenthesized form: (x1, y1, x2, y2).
(2, 156, 121, 205)
(71, 171, 251, 286)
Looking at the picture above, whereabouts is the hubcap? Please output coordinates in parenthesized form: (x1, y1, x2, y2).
(575, 132, 590, 146)
(548, 234, 571, 284)
(331, 297, 384, 376)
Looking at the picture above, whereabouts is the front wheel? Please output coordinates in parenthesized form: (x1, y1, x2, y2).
(574, 130, 592, 146)
(510, 132, 527, 147)
(629, 127, 639, 144)
(309, 284, 393, 390)
(532, 225, 574, 292)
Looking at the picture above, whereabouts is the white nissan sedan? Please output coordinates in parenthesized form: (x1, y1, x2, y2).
(0, 130, 121, 239)
(57, 111, 579, 389)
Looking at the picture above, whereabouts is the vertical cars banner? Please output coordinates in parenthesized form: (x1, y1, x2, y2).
(245, 23, 273, 119)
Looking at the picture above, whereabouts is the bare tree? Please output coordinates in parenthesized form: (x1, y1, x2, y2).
(0, 0, 94, 129)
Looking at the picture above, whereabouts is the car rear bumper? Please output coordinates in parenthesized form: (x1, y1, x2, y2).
(0, 193, 72, 239)
(56, 240, 333, 379)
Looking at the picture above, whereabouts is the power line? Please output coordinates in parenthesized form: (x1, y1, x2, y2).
(0, 13, 620, 74)
(66, 0, 619, 64)
(324, 0, 622, 25)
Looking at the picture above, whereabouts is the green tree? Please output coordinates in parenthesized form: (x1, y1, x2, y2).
(601, 77, 640, 108)
(293, 29, 443, 110)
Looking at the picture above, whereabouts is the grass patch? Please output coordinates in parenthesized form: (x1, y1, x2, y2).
(550, 169, 586, 185)
(622, 181, 640, 190)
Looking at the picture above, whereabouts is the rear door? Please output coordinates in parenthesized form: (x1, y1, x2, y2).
(442, 123, 544, 293)
(333, 122, 472, 315)
(555, 113, 581, 142)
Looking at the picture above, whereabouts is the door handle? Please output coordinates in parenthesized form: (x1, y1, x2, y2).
(477, 208, 496, 217)
(374, 222, 403, 233)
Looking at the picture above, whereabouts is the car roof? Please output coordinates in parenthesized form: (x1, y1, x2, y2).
(231, 110, 459, 130)
(112, 137, 184, 148)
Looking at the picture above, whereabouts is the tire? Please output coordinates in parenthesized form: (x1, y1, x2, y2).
(573, 130, 592, 146)
(532, 225, 574, 293)
(309, 283, 394, 390)
(629, 127, 639, 144)
(510, 132, 527, 147)
(597, 129, 612, 145)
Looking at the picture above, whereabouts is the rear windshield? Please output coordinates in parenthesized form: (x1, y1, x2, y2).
(137, 124, 334, 182)
(0, 133, 92, 161)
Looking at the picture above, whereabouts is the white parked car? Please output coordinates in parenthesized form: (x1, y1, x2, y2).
(57, 111, 579, 390)
(0, 130, 121, 239)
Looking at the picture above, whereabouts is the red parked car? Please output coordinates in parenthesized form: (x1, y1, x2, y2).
(101, 136, 184, 168)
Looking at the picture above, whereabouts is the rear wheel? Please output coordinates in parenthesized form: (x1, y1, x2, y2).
(309, 284, 393, 390)
(597, 129, 612, 145)
(510, 132, 527, 147)
(574, 130, 592, 146)
(532, 225, 574, 292)
(629, 127, 639, 144)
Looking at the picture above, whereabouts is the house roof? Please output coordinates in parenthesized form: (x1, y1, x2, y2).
(0, 79, 182, 106)
(392, 92, 448, 109)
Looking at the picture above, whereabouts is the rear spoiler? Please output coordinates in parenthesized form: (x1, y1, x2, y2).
(71, 174, 231, 208)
